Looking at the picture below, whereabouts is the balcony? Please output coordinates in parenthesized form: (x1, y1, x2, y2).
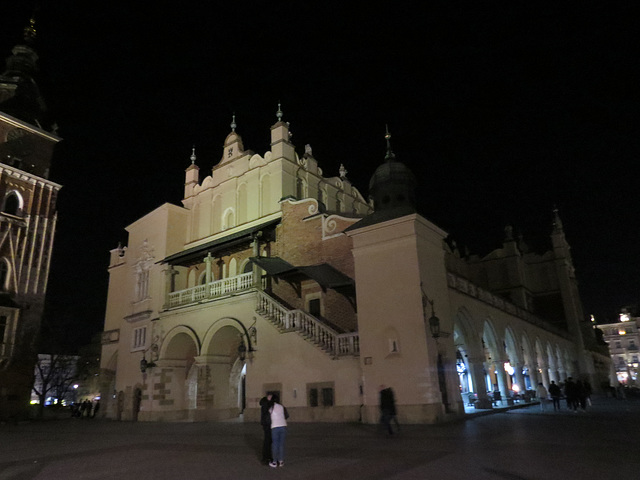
(166, 272, 254, 308)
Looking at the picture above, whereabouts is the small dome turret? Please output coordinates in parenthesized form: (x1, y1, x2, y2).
(368, 127, 416, 211)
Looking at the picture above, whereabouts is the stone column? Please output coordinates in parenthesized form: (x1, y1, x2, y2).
(514, 362, 526, 393)
(163, 265, 176, 308)
(494, 360, 510, 404)
(540, 364, 550, 388)
(557, 367, 566, 383)
(528, 363, 540, 390)
(204, 253, 213, 284)
(467, 355, 492, 409)
(549, 368, 559, 384)
(251, 234, 261, 287)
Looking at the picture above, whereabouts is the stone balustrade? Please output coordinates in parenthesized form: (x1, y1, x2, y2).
(256, 290, 359, 357)
(446, 272, 567, 337)
(167, 272, 254, 308)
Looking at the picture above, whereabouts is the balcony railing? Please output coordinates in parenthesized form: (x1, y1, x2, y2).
(166, 272, 254, 308)
(256, 290, 359, 357)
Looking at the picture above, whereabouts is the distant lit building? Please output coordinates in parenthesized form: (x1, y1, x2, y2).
(0, 19, 61, 421)
(99, 109, 609, 424)
(598, 310, 640, 386)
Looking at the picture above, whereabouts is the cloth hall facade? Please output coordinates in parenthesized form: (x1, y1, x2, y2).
(99, 112, 609, 423)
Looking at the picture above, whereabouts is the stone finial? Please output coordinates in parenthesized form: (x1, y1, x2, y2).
(339, 164, 348, 179)
(552, 206, 564, 233)
(304, 144, 313, 157)
(190, 146, 197, 164)
(505, 224, 513, 241)
(276, 102, 283, 122)
(230, 113, 237, 132)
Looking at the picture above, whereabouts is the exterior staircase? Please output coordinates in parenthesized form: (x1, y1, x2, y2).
(255, 290, 359, 358)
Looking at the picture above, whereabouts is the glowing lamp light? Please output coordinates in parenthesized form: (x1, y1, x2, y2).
(504, 362, 515, 376)
(619, 330, 627, 335)
(621, 313, 630, 322)
(512, 384, 521, 393)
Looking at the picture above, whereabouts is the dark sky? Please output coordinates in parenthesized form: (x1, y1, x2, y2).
(2, 2, 638, 350)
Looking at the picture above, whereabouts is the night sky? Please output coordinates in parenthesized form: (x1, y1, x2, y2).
(2, 2, 638, 351)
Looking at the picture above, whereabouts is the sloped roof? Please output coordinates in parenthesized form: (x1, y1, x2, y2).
(161, 218, 279, 265)
(250, 257, 354, 290)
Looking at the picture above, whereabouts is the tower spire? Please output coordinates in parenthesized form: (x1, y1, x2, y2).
(23, 16, 37, 44)
(384, 124, 396, 162)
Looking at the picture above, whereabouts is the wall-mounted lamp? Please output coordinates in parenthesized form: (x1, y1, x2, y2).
(421, 282, 449, 339)
(428, 300, 449, 339)
(140, 355, 156, 373)
(237, 324, 257, 362)
(140, 341, 159, 373)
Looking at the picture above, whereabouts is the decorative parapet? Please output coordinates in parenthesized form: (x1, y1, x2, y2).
(446, 272, 567, 337)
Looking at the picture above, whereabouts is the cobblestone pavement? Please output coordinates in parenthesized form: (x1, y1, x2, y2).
(1, 395, 638, 480)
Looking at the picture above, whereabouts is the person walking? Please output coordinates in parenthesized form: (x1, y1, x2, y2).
(91, 400, 100, 419)
(269, 394, 288, 468)
(536, 383, 548, 411)
(548, 381, 561, 411)
(379, 385, 399, 435)
(259, 393, 273, 465)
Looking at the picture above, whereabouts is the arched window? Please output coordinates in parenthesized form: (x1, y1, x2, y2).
(296, 177, 306, 199)
(212, 196, 222, 234)
(317, 185, 326, 210)
(223, 209, 235, 230)
(261, 175, 271, 215)
(2, 191, 23, 216)
(229, 258, 237, 277)
(191, 203, 200, 239)
(237, 184, 248, 225)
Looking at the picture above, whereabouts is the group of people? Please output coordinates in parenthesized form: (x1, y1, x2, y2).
(259, 393, 288, 468)
(536, 377, 592, 412)
(71, 399, 100, 418)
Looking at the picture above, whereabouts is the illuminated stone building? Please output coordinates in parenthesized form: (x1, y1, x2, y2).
(0, 20, 61, 420)
(99, 110, 608, 423)
(598, 310, 640, 386)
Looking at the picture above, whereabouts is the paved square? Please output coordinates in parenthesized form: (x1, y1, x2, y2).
(1, 396, 638, 479)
